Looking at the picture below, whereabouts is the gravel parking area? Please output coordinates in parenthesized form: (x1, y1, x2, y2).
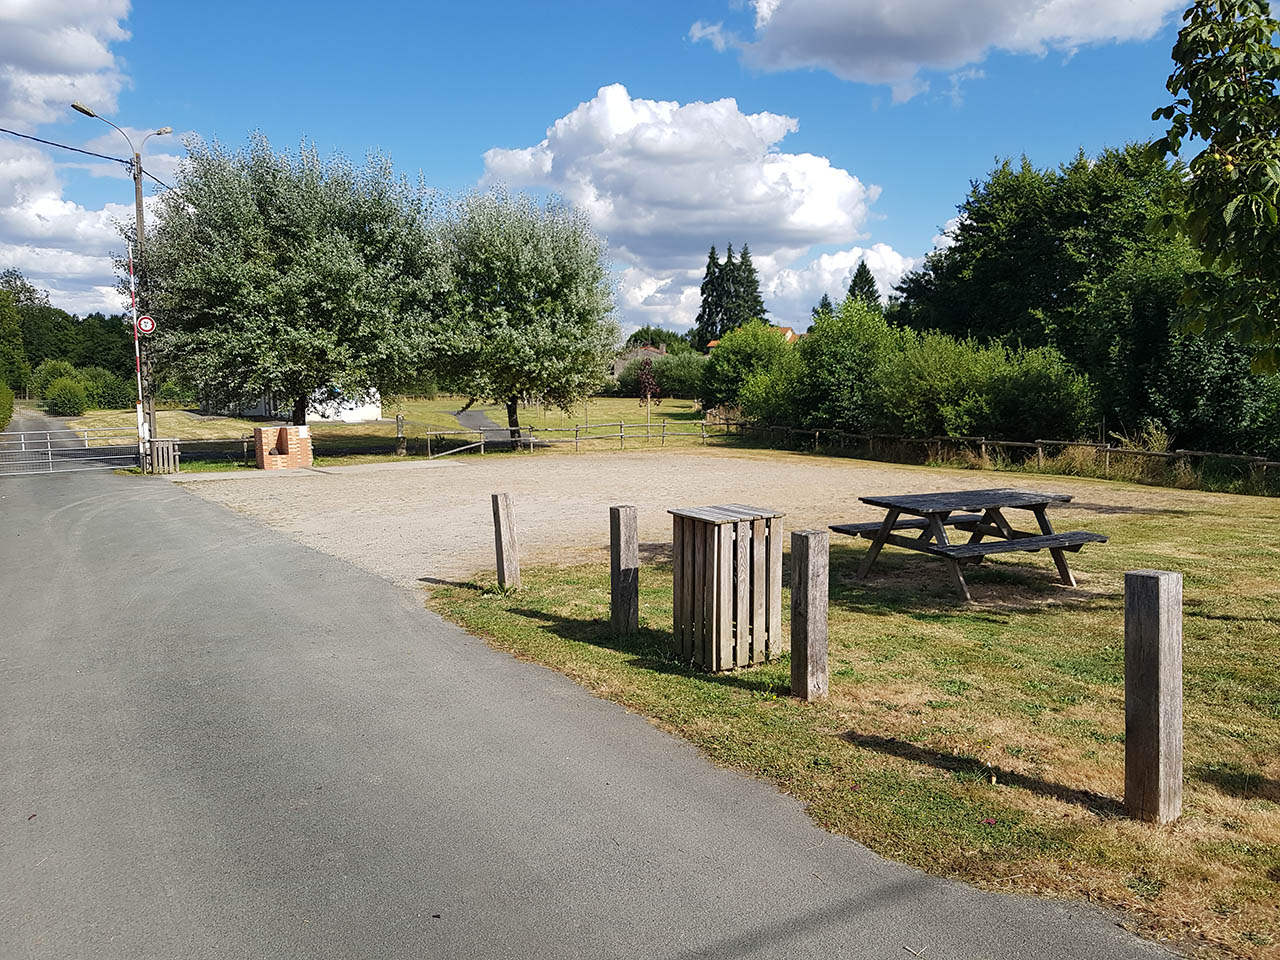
(174, 448, 1222, 590)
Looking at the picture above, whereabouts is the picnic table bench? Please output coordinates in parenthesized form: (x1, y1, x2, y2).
(830, 488, 1107, 601)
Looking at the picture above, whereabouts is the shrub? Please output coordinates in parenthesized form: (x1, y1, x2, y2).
(789, 298, 903, 429)
(32, 359, 76, 397)
(0, 381, 12, 430)
(155, 377, 197, 407)
(700, 321, 791, 410)
(44, 376, 89, 417)
(76, 366, 134, 409)
(653, 351, 706, 399)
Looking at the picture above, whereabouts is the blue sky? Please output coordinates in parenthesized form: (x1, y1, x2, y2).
(2, 0, 1186, 331)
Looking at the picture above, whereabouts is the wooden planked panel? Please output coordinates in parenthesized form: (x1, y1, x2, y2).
(693, 520, 706, 665)
(734, 520, 750, 668)
(702, 522, 717, 669)
(672, 516, 685, 657)
(682, 518, 696, 662)
(766, 515, 784, 659)
(717, 524, 734, 671)
(750, 518, 766, 663)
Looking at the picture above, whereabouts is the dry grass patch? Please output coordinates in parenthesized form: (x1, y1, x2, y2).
(428, 493, 1280, 958)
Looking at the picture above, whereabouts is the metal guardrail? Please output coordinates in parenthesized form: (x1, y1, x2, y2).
(0, 428, 139, 476)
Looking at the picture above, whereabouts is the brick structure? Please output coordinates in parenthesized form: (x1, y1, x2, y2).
(254, 425, 313, 470)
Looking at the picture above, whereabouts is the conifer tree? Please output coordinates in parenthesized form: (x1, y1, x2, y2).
(848, 261, 881, 311)
(733, 244, 767, 326)
(811, 293, 835, 318)
(693, 245, 722, 350)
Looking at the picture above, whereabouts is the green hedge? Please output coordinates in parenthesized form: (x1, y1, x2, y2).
(44, 377, 88, 417)
(0, 381, 12, 430)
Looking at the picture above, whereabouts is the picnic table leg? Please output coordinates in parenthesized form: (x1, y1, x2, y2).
(1032, 506, 1076, 586)
(927, 514, 972, 602)
(857, 508, 900, 579)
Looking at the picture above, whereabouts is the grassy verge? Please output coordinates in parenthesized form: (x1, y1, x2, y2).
(427, 498, 1280, 958)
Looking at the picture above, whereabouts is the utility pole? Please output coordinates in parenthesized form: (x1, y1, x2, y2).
(71, 102, 170, 444)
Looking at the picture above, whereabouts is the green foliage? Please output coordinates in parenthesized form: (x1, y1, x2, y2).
(0, 291, 30, 392)
(32, 359, 77, 397)
(43, 376, 88, 417)
(692, 242, 767, 350)
(144, 135, 442, 424)
(1153, 0, 1280, 368)
(156, 378, 197, 407)
(788, 298, 904, 428)
(433, 189, 617, 430)
(616, 351, 707, 400)
(847, 261, 881, 311)
(77, 367, 134, 409)
(811, 293, 835, 319)
(0, 270, 130, 377)
(624, 325, 691, 353)
(0, 381, 12, 430)
(699, 320, 791, 410)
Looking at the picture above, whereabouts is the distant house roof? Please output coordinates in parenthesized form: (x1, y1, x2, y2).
(774, 325, 799, 342)
(613, 342, 668, 376)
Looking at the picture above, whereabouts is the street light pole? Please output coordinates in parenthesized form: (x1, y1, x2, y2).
(71, 102, 171, 444)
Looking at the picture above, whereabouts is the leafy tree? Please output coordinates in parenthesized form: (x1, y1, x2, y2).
(0, 381, 12, 430)
(0, 292, 31, 392)
(789, 297, 902, 429)
(811, 293, 835, 319)
(144, 135, 442, 424)
(433, 189, 617, 436)
(847, 261, 881, 311)
(0, 268, 49, 307)
(624, 325, 690, 353)
(1152, 0, 1280, 367)
(74, 312, 133, 374)
(32, 359, 77, 397)
(16, 304, 79, 368)
(699, 320, 791, 410)
(653, 351, 706, 399)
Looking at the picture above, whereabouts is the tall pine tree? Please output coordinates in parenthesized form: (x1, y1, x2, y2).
(693, 245, 723, 350)
(811, 293, 835, 318)
(733, 244, 767, 326)
(848, 261, 881, 311)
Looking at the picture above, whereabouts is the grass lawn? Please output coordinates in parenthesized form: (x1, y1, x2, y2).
(427, 493, 1280, 958)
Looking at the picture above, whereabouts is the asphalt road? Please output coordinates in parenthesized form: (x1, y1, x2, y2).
(0, 468, 1175, 959)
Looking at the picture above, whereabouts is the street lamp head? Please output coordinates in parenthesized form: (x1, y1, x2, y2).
(155, 127, 173, 136)
(71, 101, 97, 118)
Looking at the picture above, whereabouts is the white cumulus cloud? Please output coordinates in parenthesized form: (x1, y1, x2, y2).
(693, 0, 1183, 101)
(483, 83, 911, 332)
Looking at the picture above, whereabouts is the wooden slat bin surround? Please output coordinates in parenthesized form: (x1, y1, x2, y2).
(669, 504, 785, 672)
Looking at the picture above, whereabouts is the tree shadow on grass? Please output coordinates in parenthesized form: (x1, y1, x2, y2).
(1192, 761, 1280, 803)
(840, 731, 1126, 818)
(506, 606, 791, 697)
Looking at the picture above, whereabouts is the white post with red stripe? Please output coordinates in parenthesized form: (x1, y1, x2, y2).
(127, 244, 149, 467)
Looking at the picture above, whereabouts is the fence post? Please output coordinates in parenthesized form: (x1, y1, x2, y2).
(790, 530, 829, 702)
(610, 505, 639, 636)
(395, 413, 406, 456)
(491, 493, 521, 591)
(1036, 441, 1045, 470)
(574, 425, 580, 452)
(47, 435, 53, 472)
(619, 421, 624, 450)
(701, 420, 707, 445)
(661, 420, 666, 447)
(1124, 570, 1183, 824)
(1104, 446, 1112, 477)
(479, 431, 485, 456)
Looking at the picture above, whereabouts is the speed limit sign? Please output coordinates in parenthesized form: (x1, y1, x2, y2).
(137, 315, 156, 334)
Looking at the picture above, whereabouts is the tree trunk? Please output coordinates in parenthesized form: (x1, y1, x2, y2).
(291, 395, 308, 426)
(506, 397, 521, 444)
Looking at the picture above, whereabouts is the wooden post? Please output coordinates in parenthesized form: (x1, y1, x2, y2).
(479, 431, 486, 455)
(790, 530, 829, 701)
(661, 419, 667, 447)
(619, 421, 624, 450)
(395, 413, 406, 456)
(610, 505, 639, 636)
(426, 433, 432, 459)
(1124, 570, 1183, 824)
(1036, 441, 1045, 469)
(574, 425, 580, 452)
(700, 420, 707, 445)
(491, 493, 521, 590)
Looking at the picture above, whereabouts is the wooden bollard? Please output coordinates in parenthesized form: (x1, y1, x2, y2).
(790, 530, 829, 701)
(610, 505, 639, 635)
(491, 493, 521, 590)
(395, 414, 406, 456)
(1124, 570, 1182, 824)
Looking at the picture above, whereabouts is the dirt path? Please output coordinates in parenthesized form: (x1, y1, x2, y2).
(175, 448, 1238, 589)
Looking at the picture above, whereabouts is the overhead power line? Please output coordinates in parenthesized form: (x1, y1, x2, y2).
(0, 126, 131, 166)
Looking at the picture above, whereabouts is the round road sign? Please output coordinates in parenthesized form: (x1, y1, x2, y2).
(137, 315, 156, 334)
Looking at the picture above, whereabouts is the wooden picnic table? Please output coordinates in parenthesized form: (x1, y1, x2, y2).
(830, 488, 1107, 601)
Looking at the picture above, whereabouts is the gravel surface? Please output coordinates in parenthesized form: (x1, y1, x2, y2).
(176, 447, 1217, 588)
